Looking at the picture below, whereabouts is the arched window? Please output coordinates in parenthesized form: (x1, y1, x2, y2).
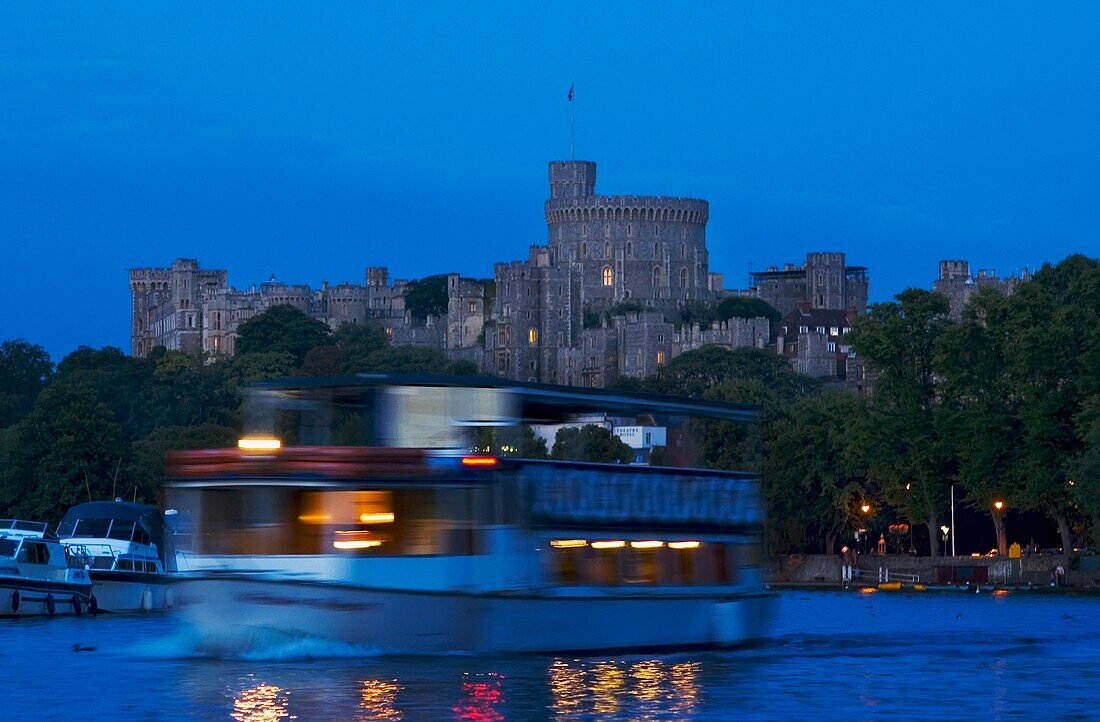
(528, 327, 538, 345)
(680, 267, 689, 287)
(604, 241, 611, 258)
(652, 266, 661, 287)
(581, 242, 587, 258)
(626, 241, 633, 257)
(602, 266, 613, 287)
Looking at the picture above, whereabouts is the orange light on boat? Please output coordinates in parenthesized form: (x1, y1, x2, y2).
(359, 512, 395, 524)
(298, 514, 332, 524)
(238, 437, 281, 452)
(668, 541, 701, 550)
(461, 456, 498, 467)
(550, 539, 587, 548)
(630, 540, 664, 549)
(591, 540, 625, 549)
(333, 540, 383, 550)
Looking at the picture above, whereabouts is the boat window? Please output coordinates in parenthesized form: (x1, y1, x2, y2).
(56, 520, 77, 538)
(21, 541, 51, 565)
(74, 519, 112, 538)
(117, 558, 133, 571)
(145, 561, 158, 573)
(623, 548, 659, 585)
(133, 528, 151, 546)
(92, 556, 113, 570)
(180, 486, 492, 557)
(108, 521, 136, 541)
(0, 519, 12, 529)
(13, 521, 47, 533)
(0, 539, 17, 557)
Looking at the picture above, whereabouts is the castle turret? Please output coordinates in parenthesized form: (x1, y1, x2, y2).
(549, 161, 596, 199)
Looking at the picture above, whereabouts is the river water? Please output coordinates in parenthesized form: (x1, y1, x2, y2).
(4, 590, 1097, 720)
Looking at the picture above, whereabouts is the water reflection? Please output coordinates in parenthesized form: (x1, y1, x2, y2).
(453, 672, 504, 722)
(358, 679, 402, 721)
(549, 658, 700, 720)
(231, 681, 292, 722)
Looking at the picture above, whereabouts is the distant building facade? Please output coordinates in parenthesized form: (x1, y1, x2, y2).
(749, 252, 868, 318)
(932, 260, 1024, 320)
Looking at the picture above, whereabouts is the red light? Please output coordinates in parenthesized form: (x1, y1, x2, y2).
(461, 456, 498, 467)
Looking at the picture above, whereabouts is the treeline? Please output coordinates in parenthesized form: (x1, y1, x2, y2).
(0, 308, 475, 523)
(617, 255, 1100, 556)
(1, 255, 1097, 553)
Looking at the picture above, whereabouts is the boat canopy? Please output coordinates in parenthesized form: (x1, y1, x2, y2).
(58, 502, 176, 572)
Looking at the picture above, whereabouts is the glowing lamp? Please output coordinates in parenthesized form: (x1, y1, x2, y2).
(333, 540, 383, 550)
(668, 541, 701, 550)
(630, 541, 664, 549)
(359, 513, 395, 524)
(993, 500, 1004, 511)
(550, 539, 587, 548)
(238, 437, 281, 452)
(591, 540, 625, 550)
(860, 503, 871, 514)
(461, 456, 498, 467)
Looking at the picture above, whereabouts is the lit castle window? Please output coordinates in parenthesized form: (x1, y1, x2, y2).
(602, 267, 613, 286)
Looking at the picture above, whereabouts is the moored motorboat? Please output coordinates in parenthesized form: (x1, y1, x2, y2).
(57, 501, 178, 612)
(0, 519, 94, 617)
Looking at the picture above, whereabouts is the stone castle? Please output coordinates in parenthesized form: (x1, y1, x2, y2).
(135, 160, 1018, 390)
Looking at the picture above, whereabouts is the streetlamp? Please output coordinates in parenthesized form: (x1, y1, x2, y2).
(940, 525, 950, 557)
(861, 503, 871, 515)
(992, 499, 1007, 556)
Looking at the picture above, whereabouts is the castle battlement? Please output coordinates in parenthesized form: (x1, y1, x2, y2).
(545, 196, 708, 224)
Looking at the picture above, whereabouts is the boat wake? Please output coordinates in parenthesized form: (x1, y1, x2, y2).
(128, 625, 388, 662)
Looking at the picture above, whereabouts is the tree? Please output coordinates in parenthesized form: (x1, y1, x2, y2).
(0, 339, 53, 426)
(551, 425, 633, 464)
(237, 304, 332, 363)
(54, 345, 152, 440)
(334, 323, 390, 373)
(645, 346, 818, 399)
(130, 423, 238, 503)
(851, 289, 954, 557)
(404, 275, 449, 321)
(997, 256, 1100, 554)
(2, 385, 128, 522)
(716, 297, 782, 324)
(355, 346, 451, 374)
(764, 391, 875, 554)
(935, 288, 1021, 554)
(299, 345, 346, 377)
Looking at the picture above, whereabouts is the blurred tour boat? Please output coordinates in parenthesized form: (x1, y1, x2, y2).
(166, 375, 772, 653)
(0, 518, 94, 616)
(57, 501, 178, 612)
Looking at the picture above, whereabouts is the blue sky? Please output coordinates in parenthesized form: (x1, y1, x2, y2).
(2, 3, 1098, 359)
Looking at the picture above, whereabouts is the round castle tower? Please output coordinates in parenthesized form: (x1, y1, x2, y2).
(544, 161, 710, 310)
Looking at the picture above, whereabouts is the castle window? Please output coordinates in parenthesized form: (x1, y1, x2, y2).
(626, 241, 633, 257)
(558, 332, 564, 345)
(828, 342, 837, 353)
(601, 266, 613, 287)
(657, 333, 665, 343)
(582, 224, 587, 236)
(581, 242, 587, 258)
(628, 224, 633, 236)
(604, 224, 610, 237)
(681, 242, 686, 259)
(558, 309, 563, 317)
(469, 301, 478, 313)
(528, 328, 538, 345)
(654, 242, 660, 257)
(679, 268, 688, 287)
(604, 241, 611, 258)
(656, 351, 665, 365)
(817, 326, 826, 334)
(652, 267, 661, 287)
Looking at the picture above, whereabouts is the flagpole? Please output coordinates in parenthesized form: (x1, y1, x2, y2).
(570, 84, 575, 160)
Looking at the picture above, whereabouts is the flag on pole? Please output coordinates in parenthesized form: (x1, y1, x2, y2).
(567, 82, 574, 102)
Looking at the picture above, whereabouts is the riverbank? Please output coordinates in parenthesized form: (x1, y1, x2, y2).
(768, 553, 1100, 589)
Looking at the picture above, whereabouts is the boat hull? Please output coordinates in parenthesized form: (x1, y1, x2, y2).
(87, 571, 175, 612)
(0, 579, 94, 618)
(176, 576, 774, 654)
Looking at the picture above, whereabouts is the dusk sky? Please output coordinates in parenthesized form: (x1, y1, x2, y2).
(3, 3, 1098, 360)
